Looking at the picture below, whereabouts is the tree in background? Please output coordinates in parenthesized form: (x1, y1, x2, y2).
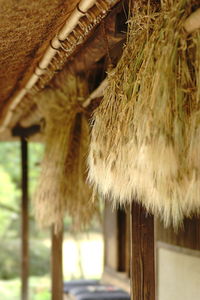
(0, 141, 50, 279)
(0, 165, 19, 237)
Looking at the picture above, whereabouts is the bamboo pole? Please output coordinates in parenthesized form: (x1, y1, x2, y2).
(21, 137, 29, 300)
(130, 202, 155, 300)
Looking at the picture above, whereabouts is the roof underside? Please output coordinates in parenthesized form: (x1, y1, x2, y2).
(0, 0, 79, 108)
(0, 0, 124, 140)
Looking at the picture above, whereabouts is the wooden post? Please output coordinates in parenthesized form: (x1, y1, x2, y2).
(51, 226, 63, 300)
(117, 208, 126, 272)
(130, 202, 155, 300)
(21, 137, 29, 300)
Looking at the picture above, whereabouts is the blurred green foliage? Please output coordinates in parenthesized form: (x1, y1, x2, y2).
(0, 142, 21, 187)
(0, 166, 19, 236)
(0, 142, 45, 236)
(0, 277, 51, 300)
(0, 141, 44, 196)
(0, 239, 50, 279)
(0, 141, 49, 280)
(0, 141, 102, 284)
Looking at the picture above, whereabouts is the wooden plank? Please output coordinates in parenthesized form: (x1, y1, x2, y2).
(130, 202, 155, 300)
(157, 241, 200, 258)
(156, 217, 200, 251)
(13, 124, 40, 138)
(21, 137, 29, 300)
(51, 226, 63, 300)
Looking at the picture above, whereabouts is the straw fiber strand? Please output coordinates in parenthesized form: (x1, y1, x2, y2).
(88, 0, 200, 228)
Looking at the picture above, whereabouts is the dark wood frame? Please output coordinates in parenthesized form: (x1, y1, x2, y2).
(130, 202, 155, 300)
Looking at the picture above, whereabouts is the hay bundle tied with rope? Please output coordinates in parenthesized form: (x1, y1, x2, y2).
(34, 73, 96, 232)
(88, 0, 200, 228)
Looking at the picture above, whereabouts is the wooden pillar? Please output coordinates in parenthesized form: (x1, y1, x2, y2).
(21, 137, 29, 300)
(51, 226, 63, 300)
(117, 208, 126, 272)
(130, 202, 155, 300)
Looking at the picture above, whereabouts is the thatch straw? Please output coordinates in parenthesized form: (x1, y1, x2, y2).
(88, 0, 200, 228)
(64, 112, 98, 229)
(34, 73, 96, 232)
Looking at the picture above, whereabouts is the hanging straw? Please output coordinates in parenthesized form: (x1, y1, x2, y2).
(88, 0, 200, 228)
(64, 112, 98, 230)
(34, 73, 96, 232)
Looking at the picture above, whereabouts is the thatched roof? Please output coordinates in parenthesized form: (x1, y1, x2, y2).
(0, 0, 79, 108)
(0, 0, 122, 137)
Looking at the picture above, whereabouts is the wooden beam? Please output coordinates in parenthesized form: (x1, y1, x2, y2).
(67, 1, 126, 74)
(12, 124, 40, 138)
(130, 202, 155, 300)
(51, 226, 63, 300)
(83, 79, 107, 108)
(156, 217, 200, 250)
(21, 137, 29, 300)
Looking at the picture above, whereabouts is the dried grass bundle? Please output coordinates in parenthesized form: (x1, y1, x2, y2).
(64, 112, 97, 230)
(88, 0, 200, 227)
(34, 74, 96, 232)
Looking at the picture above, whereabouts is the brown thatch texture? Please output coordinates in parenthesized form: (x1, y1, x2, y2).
(88, 0, 200, 228)
(34, 72, 96, 232)
(0, 0, 122, 137)
(0, 0, 79, 105)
